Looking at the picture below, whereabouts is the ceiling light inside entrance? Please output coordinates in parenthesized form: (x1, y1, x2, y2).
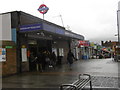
(41, 32, 45, 36)
(37, 32, 40, 35)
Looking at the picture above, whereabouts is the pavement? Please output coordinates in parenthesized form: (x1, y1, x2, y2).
(1, 58, 120, 90)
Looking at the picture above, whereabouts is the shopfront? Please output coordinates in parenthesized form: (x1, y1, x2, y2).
(78, 40, 90, 60)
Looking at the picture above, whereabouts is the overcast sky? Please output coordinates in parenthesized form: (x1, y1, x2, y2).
(0, 0, 120, 44)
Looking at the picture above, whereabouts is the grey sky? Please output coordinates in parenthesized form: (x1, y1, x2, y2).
(0, 0, 120, 44)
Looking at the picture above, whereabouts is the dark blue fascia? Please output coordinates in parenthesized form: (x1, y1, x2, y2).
(42, 23, 65, 35)
(65, 31, 84, 40)
(20, 23, 43, 32)
(19, 23, 84, 40)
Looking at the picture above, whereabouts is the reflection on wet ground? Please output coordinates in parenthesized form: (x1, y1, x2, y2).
(2, 58, 120, 89)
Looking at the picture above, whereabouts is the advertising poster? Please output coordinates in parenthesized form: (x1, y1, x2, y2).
(0, 48, 2, 61)
(59, 48, 64, 56)
(0, 48, 6, 61)
(21, 48, 27, 62)
(52, 48, 57, 56)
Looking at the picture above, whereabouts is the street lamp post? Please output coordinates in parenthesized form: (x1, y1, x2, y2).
(117, 10, 120, 61)
(117, 10, 120, 44)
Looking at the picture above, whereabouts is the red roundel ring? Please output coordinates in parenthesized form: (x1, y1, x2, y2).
(38, 4, 48, 14)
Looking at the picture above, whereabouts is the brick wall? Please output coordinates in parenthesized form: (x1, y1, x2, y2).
(2, 48, 17, 76)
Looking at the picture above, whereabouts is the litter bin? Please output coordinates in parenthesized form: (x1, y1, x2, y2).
(82, 55, 87, 60)
(114, 55, 117, 61)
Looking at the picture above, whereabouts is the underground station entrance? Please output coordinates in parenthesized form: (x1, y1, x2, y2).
(11, 11, 84, 73)
(18, 24, 72, 72)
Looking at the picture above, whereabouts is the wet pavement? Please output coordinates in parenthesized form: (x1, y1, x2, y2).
(1, 58, 120, 90)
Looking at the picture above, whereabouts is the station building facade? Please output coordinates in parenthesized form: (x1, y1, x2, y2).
(0, 11, 84, 76)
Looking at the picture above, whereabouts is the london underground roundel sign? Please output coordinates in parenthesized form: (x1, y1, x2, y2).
(38, 4, 49, 14)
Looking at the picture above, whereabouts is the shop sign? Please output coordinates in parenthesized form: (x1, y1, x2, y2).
(78, 41, 90, 47)
(20, 24, 42, 32)
(5, 46, 13, 48)
(90, 42, 95, 47)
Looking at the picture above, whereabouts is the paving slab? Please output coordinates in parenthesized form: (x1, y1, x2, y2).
(1, 58, 120, 90)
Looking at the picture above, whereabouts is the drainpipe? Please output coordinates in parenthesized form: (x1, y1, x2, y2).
(16, 11, 22, 73)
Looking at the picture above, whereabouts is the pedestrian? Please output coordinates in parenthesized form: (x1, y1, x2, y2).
(36, 52, 43, 72)
(41, 51, 47, 71)
(29, 52, 36, 71)
(51, 52, 57, 69)
(67, 49, 75, 70)
(44, 50, 51, 68)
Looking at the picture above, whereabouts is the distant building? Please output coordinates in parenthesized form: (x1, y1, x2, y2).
(101, 41, 120, 58)
(101, 40, 118, 50)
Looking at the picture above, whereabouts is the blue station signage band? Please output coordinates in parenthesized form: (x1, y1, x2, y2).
(20, 24, 43, 32)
